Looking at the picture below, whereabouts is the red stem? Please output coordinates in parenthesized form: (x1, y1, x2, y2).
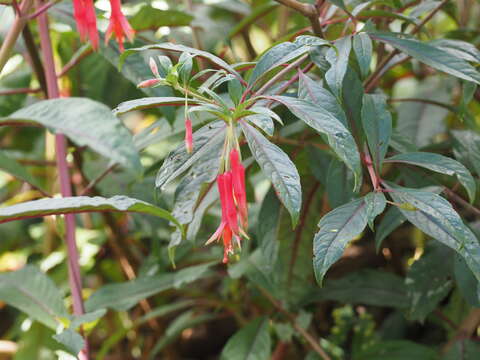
(36, 1, 89, 358)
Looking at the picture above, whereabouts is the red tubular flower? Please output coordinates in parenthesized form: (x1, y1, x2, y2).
(105, 0, 135, 52)
(185, 118, 193, 153)
(73, 0, 99, 49)
(205, 173, 239, 263)
(230, 149, 248, 228)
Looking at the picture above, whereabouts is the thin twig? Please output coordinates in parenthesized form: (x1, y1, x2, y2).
(254, 53, 309, 97)
(257, 285, 332, 360)
(80, 163, 117, 196)
(57, 47, 93, 78)
(364, 0, 449, 92)
(0, 87, 40, 95)
(388, 97, 454, 111)
(443, 187, 480, 218)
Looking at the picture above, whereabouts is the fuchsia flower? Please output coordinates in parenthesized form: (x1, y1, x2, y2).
(137, 79, 161, 88)
(105, 0, 135, 52)
(206, 149, 248, 263)
(185, 118, 193, 154)
(73, 0, 99, 50)
(230, 149, 248, 228)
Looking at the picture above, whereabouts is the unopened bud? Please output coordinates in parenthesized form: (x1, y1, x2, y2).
(149, 57, 159, 77)
(185, 118, 193, 154)
(137, 78, 160, 88)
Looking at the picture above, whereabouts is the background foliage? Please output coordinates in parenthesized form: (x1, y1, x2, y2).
(1, 0, 480, 359)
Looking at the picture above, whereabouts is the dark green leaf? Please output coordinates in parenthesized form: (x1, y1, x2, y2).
(228, 78, 243, 105)
(387, 185, 480, 282)
(313, 198, 368, 284)
(362, 94, 392, 172)
(129, 6, 193, 30)
(0, 151, 46, 192)
(443, 339, 480, 360)
(386, 152, 476, 203)
(375, 207, 406, 252)
(1, 98, 142, 173)
(314, 269, 407, 308)
(156, 121, 226, 190)
(454, 254, 480, 307)
(430, 39, 480, 63)
(326, 158, 355, 208)
(257, 187, 282, 272)
(85, 263, 214, 311)
(53, 329, 84, 356)
(405, 242, 453, 321)
(369, 33, 480, 84)
(365, 192, 387, 230)
(325, 36, 352, 99)
(0, 266, 68, 330)
(451, 130, 480, 176)
(220, 317, 271, 360)
(298, 72, 348, 127)
(0, 195, 181, 229)
(353, 33, 373, 79)
(355, 340, 437, 360)
(269, 96, 362, 191)
(241, 121, 301, 226)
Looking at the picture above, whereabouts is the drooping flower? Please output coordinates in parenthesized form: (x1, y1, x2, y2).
(229, 149, 248, 228)
(105, 0, 135, 52)
(205, 172, 242, 263)
(73, 0, 99, 49)
(185, 118, 193, 153)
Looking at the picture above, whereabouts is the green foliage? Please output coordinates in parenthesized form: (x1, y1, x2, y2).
(1, 0, 480, 358)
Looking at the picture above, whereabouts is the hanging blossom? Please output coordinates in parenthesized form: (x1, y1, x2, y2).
(72, 0, 134, 51)
(105, 0, 135, 52)
(206, 148, 249, 263)
(73, 0, 99, 49)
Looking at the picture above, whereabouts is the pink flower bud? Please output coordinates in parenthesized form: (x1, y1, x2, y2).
(185, 118, 193, 154)
(149, 57, 159, 77)
(137, 79, 160, 88)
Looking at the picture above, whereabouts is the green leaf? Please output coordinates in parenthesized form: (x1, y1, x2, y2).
(298, 72, 348, 127)
(353, 33, 373, 79)
(129, 6, 193, 30)
(0, 98, 142, 173)
(85, 263, 214, 311)
(257, 187, 282, 272)
(53, 329, 84, 356)
(405, 242, 453, 322)
(113, 97, 202, 115)
(369, 33, 480, 85)
(364, 192, 387, 230)
(269, 96, 362, 191)
(355, 340, 437, 360)
(386, 152, 476, 203)
(443, 339, 480, 360)
(453, 254, 480, 307)
(325, 36, 352, 99)
(240, 121, 301, 226)
(387, 185, 480, 282)
(0, 151, 46, 192)
(70, 309, 107, 330)
(451, 130, 480, 176)
(326, 158, 355, 208)
(249, 42, 307, 86)
(430, 39, 480, 63)
(313, 269, 408, 308)
(221, 317, 271, 360)
(0, 195, 181, 230)
(120, 43, 242, 80)
(362, 94, 392, 172)
(375, 206, 406, 252)
(313, 198, 368, 284)
(156, 121, 226, 190)
(0, 266, 69, 330)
